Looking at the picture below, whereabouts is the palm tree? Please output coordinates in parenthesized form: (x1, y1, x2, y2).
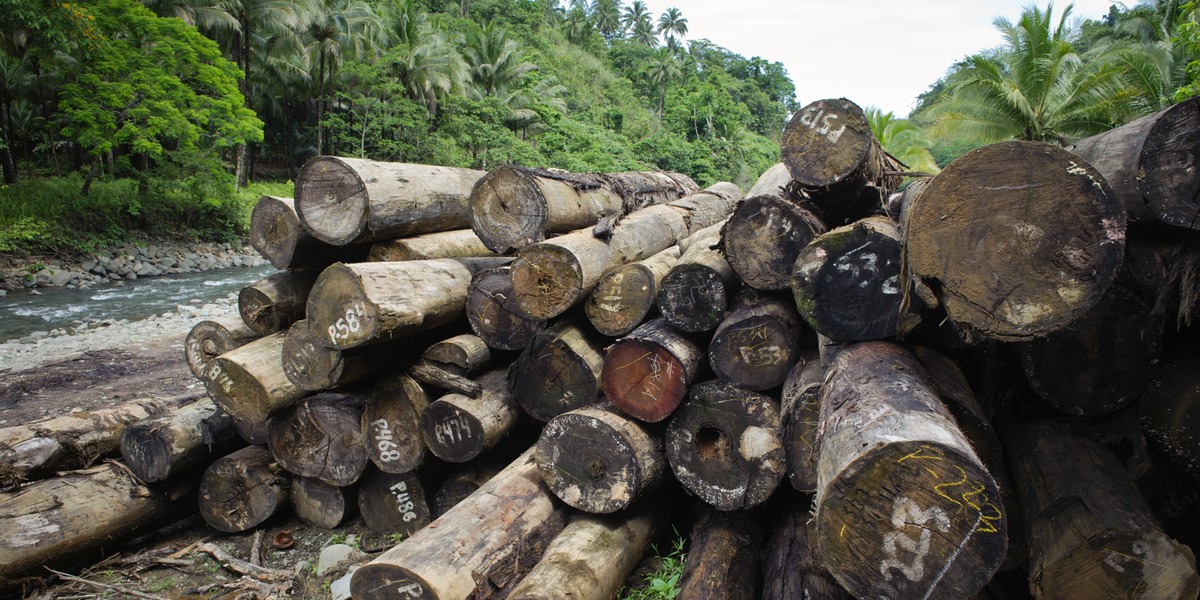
(0, 52, 32, 183)
(657, 7, 687, 47)
(928, 4, 1132, 144)
(306, 0, 383, 155)
(621, 1, 649, 33)
(647, 47, 679, 114)
(563, 7, 591, 44)
(631, 17, 657, 46)
(865, 108, 940, 175)
(380, 0, 467, 115)
(1085, 1, 1191, 115)
(140, 0, 238, 31)
(462, 21, 538, 99)
(592, 0, 622, 41)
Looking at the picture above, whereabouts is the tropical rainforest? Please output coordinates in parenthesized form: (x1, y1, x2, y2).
(0, 0, 1197, 254)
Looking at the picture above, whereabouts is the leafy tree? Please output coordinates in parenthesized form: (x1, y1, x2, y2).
(621, 1, 649, 33)
(462, 20, 538, 99)
(657, 7, 687, 47)
(380, 0, 467, 115)
(647, 48, 679, 114)
(305, 0, 382, 155)
(563, 7, 592, 44)
(592, 0, 622, 41)
(0, 52, 33, 183)
(927, 4, 1131, 144)
(631, 18, 658, 47)
(56, 0, 262, 194)
(865, 108, 940, 175)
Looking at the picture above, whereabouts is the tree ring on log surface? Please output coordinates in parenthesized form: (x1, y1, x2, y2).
(1139, 99, 1200, 228)
(815, 441, 1006, 600)
(904, 141, 1126, 341)
(781, 98, 873, 189)
(467, 267, 545, 351)
(586, 264, 658, 336)
(470, 167, 548, 253)
(536, 408, 655, 513)
(250, 196, 302, 269)
(294, 157, 370, 246)
(512, 244, 583, 319)
(720, 194, 825, 290)
(238, 285, 284, 335)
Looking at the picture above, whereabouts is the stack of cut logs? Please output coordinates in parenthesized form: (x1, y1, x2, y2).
(3, 97, 1200, 600)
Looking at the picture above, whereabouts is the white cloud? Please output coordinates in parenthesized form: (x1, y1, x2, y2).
(632, 0, 1119, 117)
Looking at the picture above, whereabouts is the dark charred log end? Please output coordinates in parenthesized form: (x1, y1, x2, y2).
(351, 566, 438, 600)
(1142, 98, 1200, 229)
(421, 401, 486, 463)
(295, 157, 370, 246)
(471, 166, 548, 253)
(467, 267, 546, 351)
(658, 265, 730, 333)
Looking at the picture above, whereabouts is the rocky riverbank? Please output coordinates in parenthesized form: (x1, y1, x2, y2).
(0, 239, 269, 294)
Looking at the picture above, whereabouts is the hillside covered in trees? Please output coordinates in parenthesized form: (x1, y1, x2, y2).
(1, 0, 1200, 255)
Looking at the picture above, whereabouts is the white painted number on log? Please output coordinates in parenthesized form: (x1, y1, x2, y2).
(798, 106, 848, 144)
(394, 581, 423, 597)
(389, 481, 418, 522)
(880, 496, 951, 582)
(327, 302, 366, 343)
(372, 419, 401, 462)
(435, 412, 473, 446)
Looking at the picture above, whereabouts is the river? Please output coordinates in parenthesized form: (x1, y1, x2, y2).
(0, 264, 275, 342)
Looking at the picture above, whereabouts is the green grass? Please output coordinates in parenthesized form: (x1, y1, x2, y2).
(619, 529, 687, 600)
(0, 175, 292, 256)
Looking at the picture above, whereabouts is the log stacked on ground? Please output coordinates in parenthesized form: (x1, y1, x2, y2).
(120, 397, 239, 483)
(198, 446, 291, 533)
(657, 220, 738, 332)
(510, 319, 606, 421)
(238, 270, 317, 336)
(601, 318, 702, 422)
(586, 244, 681, 337)
(250, 195, 370, 270)
(708, 290, 805, 390)
(184, 315, 259, 378)
(368, 229, 493, 262)
(466, 265, 546, 351)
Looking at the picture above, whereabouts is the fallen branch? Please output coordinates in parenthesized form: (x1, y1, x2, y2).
(195, 542, 292, 582)
(45, 568, 166, 600)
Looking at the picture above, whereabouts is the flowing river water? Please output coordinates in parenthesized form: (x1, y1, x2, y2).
(0, 264, 275, 342)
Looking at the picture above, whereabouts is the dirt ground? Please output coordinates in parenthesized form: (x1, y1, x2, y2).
(0, 334, 381, 600)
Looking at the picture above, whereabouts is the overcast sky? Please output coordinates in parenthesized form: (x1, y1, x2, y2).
(633, 0, 1122, 117)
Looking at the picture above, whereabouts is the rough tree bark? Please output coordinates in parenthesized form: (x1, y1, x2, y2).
(601, 318, 702, 423)
(585, 245, 681, 337)
(720, 163, 827, 290)
(305, 257, 510, 350)
(510, 182, 741, 320)
(349, 448, 568, 600)
(368, 229, 494, 263)
(249, 195, 370, 270)
(119, 397, 239, 484)
(666, 380, 785, 510)
(510, 319, 606, 422)
(469, 165, 699, 254)
(295, 157, 485, 246)
(779, 355, 823, 493)
(678, 506, 764, 600)
(762, 491, 852, 600)
(238, 270, 317, 336)
(184, 315, 259, 378)
(903, 141, 1126, 342)
(535, 403, 666, 514)
(1006, 420, 1199, 600)
(409, 333, 491, 397)
(814, 341, 1007, 600)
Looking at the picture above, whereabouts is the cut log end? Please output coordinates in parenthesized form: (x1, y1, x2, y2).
(306, 264, 383, 349)
(586, 263, 658, 337)
(512, 245, 583, 320)
(1141, 99, 1200, 229)
(470, 167, 548, 253)
(658, 264, 731, 332)
(720, 194, 825, 291)
(421, 400, 487, 463)
(249, 195, 303, 269)
(295, 157, 370, 246)
(781, 98, 874, 189)
(816, 441, 1007, 600)
(602, 338, 689, 423)
(467, 267, 545, 351)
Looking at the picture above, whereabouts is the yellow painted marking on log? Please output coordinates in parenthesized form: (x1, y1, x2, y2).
(615, 351, 653, 370)
(896, 445, 944, 463)
(932, 466, 967, 510)
(840, 523, 847, 539)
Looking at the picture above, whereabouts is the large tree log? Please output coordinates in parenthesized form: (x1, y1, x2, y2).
(421, 370, 520, 463)
(119, 397, 239, 484)
(363, 375, 430, 474)
(666, 380, 784, 510)
(433, 460, 502, 517)
(1018, 284, 1158, 417)
(198, 445, 291, 533)
(762, 491, 852, 600)
(903, 141, 1126, 342)
(678, 505, 764, 600)
(657, 220, 738, 332)
(792, 215, 909, 342)
(780, 355, 823, 493)
(349, 447, 568, 600)
(469, 165, 699, 253)
(281, 319, 406, 392)
(292, 475, 356, 529)
(1006, 420, 1199, 600)
(780, 98, 903, 224)
(409, 333, 491, 397)
(0, 463, 197, 582)
(358, 468, 432, 536)
(466, 266, 546, 351)
(295, 157, 486, 246)
(814, 341, 1007, 600)
(306, 257, 510, 350)
(506, 505, 658, 600)
(1141, 352, 1200, 479)
(249, 195, 371, 270)
(708, 291, 805, 390)
(368, 229, 493, 262)
(0, 396, 180, 487)
(238, 270, 317, 336)
(268, 391, 369, 487)
(510, 182, 741, 320)
(535, 403, 665, 514)
(203, 331, 306, 424)
(184, 315, 259, 378)
(601, 318, 702, 423)
(585, 245, 681, 337)
(511, 320, 606, 422)
(1069, 97, 1200, 230)
(720, 163, 828, 290)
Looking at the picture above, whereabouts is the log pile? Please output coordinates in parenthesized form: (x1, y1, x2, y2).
(4, 98, 1200, 600)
